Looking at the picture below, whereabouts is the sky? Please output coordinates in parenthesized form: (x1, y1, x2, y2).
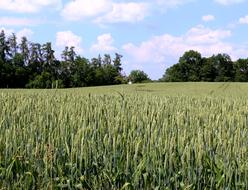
(1, 0, 248, 79)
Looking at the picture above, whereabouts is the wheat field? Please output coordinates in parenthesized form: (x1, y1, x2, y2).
(1, 83, 248, 189)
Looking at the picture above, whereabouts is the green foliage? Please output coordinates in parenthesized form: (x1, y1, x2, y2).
(26, 71, 54, 88)
(161, 50, 246, 82)
(234, 58, 248, 82)
(179, 50, 202, 81)
(212, 54, 234, 82)
(0, 30, 125, 89)
(161, 64, 183, 82)
(200, 57, 216, 82)
(129, 70, 150, 83)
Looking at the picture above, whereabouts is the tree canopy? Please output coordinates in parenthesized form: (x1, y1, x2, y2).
(160, 50, 248, 82)
(0, 30, 125, 88)
(128, 70, 150, 83)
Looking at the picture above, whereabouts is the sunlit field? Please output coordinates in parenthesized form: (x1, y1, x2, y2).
(1, 83, 248, 189)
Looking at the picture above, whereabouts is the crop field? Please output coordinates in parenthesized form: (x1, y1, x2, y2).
(1, 82, 248, 189)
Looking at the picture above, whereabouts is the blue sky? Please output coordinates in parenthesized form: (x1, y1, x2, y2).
(1, 0, 248, 79)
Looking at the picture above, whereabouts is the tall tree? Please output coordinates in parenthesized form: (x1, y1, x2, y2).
(200, 57, 217, 82)
(212, 54, 234, 82)
(19, 37, 29, 65)
(42, 42, 55, 68)
(178, 50, 202, 81)
(129, 70, 150, 83)
(161, 50, 202, 82)
(161, 64, 183, 82)
(234, 58, 248, 82)
(29, 43, 43, 73)
(71, 56, 92, 87)
(68, 46, 76, 62)
(8, 33, 18, 59)
(0, 30, 8, 62)
(103, 54, 111, 65)
(91, 56, 102, 68)
(113, 53, 123, 73)
(60, 46, 77, 87)
(61, 46, 69, 62)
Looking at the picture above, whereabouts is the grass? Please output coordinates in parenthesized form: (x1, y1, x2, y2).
(1, 82, 248, 189)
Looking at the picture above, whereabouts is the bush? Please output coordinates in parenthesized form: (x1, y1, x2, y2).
(129, 70, 150, 83)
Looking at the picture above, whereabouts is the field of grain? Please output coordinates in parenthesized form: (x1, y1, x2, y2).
(1, 83, 248, 189)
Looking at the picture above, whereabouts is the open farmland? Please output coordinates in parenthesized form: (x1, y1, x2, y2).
(1, 83, 248, 189)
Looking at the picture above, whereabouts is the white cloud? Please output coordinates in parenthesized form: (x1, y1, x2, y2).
(61, 0, 112, 21)
(16, 28, 34, 42)
(0, 0, 62, 13)
(239, 15, 248, 24)
(62, 1, 148, 24)
(123, 25, 246, 66)
(91, 33, 117, 52)
(95, 2, 149, 24)
(56, 31, 83, 54)
(185, 25, 231, 44)
(0, 27, 33, 42)
(61, 0, 191, 24)
(214, 0, 245, 5)
(122, 25, 248, 79)
(155, 0, 194, 8)
(0, 17, 39, 26)
(0, 27, 14, 36)
(202, 15, 215, 22)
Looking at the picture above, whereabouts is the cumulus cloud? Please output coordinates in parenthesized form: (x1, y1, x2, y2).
(155, 0, 194, 8)
(56, 31, 83, 54)
(0, 27, 33, 42)
(94, 2, 149, 24)
(61, 0, 112, 21)
(0, 0, 62, 13)
(214, 0, 245, 5)
(185, 25, 231, 44)
(0, 27, 14, 36)
(0, 17, 39, 26)
(122, 25, 248, 79)
(122, 25, 246, 66)
(61, 0, 194, 24)
(239, 15, 248, 24)
(62, 1, 149, 24)
(16, 28, 34, 42)
(91, 33, 117, 52)
(202, 15, 215, 22)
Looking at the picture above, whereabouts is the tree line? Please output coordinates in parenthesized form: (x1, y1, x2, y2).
(1, 29, 248, 88)
(160, 50, 248, 82)
(0, 30, 125, 88)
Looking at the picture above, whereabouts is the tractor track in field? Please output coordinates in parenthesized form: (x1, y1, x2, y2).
(208, 82, 231, 96)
